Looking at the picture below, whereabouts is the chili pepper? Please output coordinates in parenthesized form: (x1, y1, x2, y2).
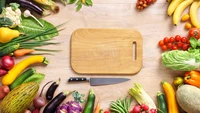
(184, 70, 200, 87)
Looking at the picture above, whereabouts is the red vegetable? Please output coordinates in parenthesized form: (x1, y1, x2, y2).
(1, 55, 15, 70)
(0, 85, 10, 100)
(132, 105, 141, 113)
(0, 68, 7, 77)
(188, 28, 200, 39)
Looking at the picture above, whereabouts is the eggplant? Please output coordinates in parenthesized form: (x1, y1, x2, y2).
(46, 78, 61, 100)
(7, 0, 47, 16)
(43, 92, 70, 113)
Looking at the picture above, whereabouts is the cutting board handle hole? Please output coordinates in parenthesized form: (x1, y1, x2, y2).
(133, 42, 136, 61)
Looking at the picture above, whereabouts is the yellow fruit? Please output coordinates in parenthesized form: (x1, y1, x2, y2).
(173, 77, 184, 87)
(181, 14, 190, 22)
(185, 23, 192, 30)
(168, 0, 185, 16)
(0, 27, 20, 43)
(190, 0, 200, 28)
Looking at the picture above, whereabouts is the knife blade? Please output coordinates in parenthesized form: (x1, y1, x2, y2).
(68, 77, 130, 86)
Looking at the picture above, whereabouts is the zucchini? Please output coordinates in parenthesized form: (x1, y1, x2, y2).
(22, 73, 45, 83)
(9, 68, 36, 90)
(0, 0, 6, 14)
(0, 43, 20, 57)
(83, 89, 96, 113)
(157, 91, 168, 113)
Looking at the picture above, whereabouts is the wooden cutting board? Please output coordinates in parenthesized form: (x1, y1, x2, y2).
(70, 28, 143, 75)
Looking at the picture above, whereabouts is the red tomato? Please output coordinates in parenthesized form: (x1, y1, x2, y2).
(182, 44, 188, 50)
(104, 111, 109, 113)
(158, 40, 164, 47)
(188, 28, 200, 39)
(181, 37, 187, 43)
(169, 37, 175, 43)
(161, 45, 167, 51)
(167, 43, 173, 49)
(172, 45, 178, 50)
(176, 42, 183, 48)
(175, 35, 181, 42)
(163, 37, 169, 44)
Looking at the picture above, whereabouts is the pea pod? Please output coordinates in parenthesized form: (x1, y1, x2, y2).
(83, 89, 95, 113)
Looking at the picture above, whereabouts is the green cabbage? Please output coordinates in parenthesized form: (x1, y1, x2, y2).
(161, 50, 200, 71)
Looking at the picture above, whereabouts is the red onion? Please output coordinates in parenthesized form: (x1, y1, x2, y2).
(1, 55, 15, 70)
(0, 68, 7, 77)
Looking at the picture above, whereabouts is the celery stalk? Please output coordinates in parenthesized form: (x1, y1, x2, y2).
(129, 83, 156, 109)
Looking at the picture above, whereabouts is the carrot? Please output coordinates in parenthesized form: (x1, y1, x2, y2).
(0, 85, 10, 100)
(14, 49, 35, 57)
(94, 101, 101, 113)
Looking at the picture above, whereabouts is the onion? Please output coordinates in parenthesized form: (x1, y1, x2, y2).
(0, 68, 7, 77)
(1, 55, 15, 70)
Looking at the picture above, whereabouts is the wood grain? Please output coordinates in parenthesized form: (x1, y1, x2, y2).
(71, 28, 143, 74)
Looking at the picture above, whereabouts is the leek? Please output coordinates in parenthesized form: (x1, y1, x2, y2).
(129, 83, 156, 109)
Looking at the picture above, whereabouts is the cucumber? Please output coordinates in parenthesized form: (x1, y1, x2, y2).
(83, 89, 96, 113)
(157, 91, 168, 113)
(0, 82, 39, 113)
(9, 68, 36, 90)
(0, 43, 20, 57)
(22, 73, 45, 83)
(0, 0, 6, 14)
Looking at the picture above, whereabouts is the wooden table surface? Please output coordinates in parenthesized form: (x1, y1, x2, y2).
(23, 0, 189, 112)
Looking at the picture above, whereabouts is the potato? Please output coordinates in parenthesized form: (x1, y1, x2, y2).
(176, 85, 200, 113)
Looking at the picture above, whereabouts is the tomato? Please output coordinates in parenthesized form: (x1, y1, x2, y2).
(176, 42, 183, 48)
(188, 28, 200, 39)
(169, 37, 175, 43)
(104, 111, 109, 113)
(181, 37, 187, 43)
(167, 43, 172, 49)
(163, 37, 169, 44)
(158, 40, 164, 46)
(175, 35, 181, 42)
(161, 45, 167, 51)
(182, 43, 188, 50)
(172, 45, 178, 50)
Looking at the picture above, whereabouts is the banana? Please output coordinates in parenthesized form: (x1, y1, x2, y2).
(168, 0, 185, 16)
(190, 0, 200, 28)
(167, 0, 172, 3)
(173, 0, 194, 26)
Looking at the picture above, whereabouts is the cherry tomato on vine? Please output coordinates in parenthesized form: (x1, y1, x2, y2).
(169, 37, 175, 43)
(181, 37, 187, 43)
(188, 28, 200, 39)
(104, 111, 109, 113)
(175, 35, 181, 42)
(161, 45, 167, 51)
(158, 40, 164, 46)
(167, 43, 173, 49)
(163, 37, 169, 44)
(177, 42, 183, 48)
(172, 45, 178, 50)
(182, 44, 188, 50)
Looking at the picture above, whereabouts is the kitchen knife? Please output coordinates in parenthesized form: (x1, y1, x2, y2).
(68, 77, 130, 86)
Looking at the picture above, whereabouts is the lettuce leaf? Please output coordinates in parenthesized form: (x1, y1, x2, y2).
(161, 50, 200, 71)
(17, 16, 58, 41)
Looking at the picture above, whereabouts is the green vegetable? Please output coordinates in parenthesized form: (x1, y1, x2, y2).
(0, 0, 6, 14)
(17, 15, 58, 41)
(83, 89, 95, 113)
(0, 17, 13, 27)
(72, 91, 85, 103)
(9, 68, 36, 90)
(129, 83, 156, 110)
(0, 43, 20, 57)
(157, 91, 168, 113)
(0, 82, 39, 113)
(161, 50, 200, 71)
(110, 97, 131, 113)
(23, 73, 45, 83)
(176, 84, 200, 113)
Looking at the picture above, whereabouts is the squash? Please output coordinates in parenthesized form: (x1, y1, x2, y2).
(176, 84, 200, 113)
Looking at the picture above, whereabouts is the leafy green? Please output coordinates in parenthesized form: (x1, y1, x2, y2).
(9, 3, 20, 10)
(162, 50, 200, 71)
(17, 16, 58, 41)
(72, 91, 85, 103)
(0, 17, 13, 27)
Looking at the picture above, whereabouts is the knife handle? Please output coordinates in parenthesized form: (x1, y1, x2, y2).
(68, 77, 88, 82)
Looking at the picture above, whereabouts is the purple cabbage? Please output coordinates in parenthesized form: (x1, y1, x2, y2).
(56, 101, 82, 113)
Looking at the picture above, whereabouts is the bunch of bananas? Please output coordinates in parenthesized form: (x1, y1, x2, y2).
(167, 0, 200, 28)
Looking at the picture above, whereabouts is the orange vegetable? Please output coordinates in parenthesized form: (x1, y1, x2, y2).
(0, 85, 10, 100)
(94, 101, 101, 113)
(161, 81, 179, 113)
(14, 49, 35, 57)
(184, 70, 200, 87)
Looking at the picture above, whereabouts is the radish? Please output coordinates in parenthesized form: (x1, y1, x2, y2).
(132, 105, 141, 113)
(1, 55, 15, 70)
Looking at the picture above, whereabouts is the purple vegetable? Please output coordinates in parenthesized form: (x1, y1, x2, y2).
(56, 101, 82, 113)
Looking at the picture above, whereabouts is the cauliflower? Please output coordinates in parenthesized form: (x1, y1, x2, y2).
(1, 3, 21, 28)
